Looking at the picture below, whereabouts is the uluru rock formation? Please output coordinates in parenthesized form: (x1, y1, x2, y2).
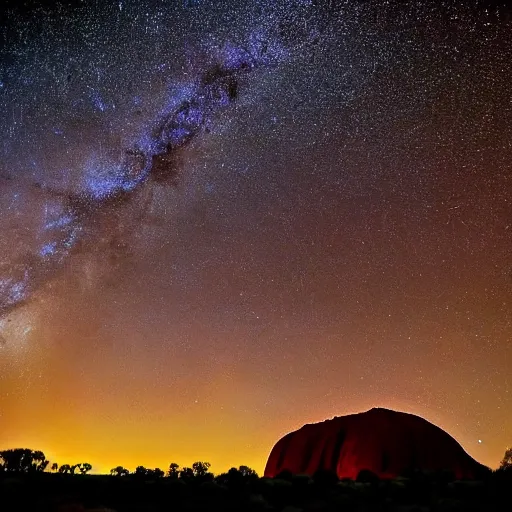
(264, 408, 488, 480)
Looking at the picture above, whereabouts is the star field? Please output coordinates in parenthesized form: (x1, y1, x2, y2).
(0, 0, 511, 474)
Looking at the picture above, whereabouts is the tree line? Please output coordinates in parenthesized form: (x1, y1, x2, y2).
(1, 447, 511, 478)
(0, 449, 93, 474)
(0, 448, 259, 481)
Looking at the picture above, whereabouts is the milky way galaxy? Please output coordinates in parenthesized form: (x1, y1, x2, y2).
(0, 1, 293, 319)
(0, 0, 511, 475)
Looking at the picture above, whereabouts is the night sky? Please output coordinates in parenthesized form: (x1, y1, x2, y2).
(0, 0, 511, 475)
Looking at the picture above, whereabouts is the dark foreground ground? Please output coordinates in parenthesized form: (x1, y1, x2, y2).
(1, 470, 511, 512)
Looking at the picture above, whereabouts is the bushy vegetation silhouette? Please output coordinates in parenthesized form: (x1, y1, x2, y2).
(110, 466, 129, 477)
(0, 448, 49, 472)
(500, 447, 512, 470)
(0, 447, 511, 512)
(167, 462, 179, 478)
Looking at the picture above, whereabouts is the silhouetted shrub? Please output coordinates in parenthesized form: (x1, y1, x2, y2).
(215, 466, 258, 490)
(267, 477, 294, 510)
(291, 474, 311, 487)
(274, 469, 293, 481)
(356, 469, 379, 485)
(312, 468, 339, 487)
(0, 452, 507, 512)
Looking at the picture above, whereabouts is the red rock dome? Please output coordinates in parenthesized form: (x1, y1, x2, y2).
(264, 408, 488, 480)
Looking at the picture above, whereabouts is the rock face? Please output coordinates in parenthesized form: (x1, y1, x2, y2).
(264, 408, 488, 480)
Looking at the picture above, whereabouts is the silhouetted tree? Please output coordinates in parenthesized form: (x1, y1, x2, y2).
(238, 465, 258, 478)
(110, 466, 129, 476)
(0, 449, 49, 472)
(51, 462, 59, 472)
(216, 466, 259, 488)
(134, 466, 165, 479)
(168, 462, 180, 478)
(32, 450, 49, 472)
(179, 467, 195, 480)
(151, 468, 165, 478)
(135, 465, 148, 477)
(500, 447, 512, 471)
(192, 461, 211, 477)
(59, 464, 72, 474)
(70, 464, 79, 475)
(78, 463, 92, 474)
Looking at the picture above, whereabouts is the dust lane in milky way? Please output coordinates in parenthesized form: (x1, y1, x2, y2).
(0, 7, 287, 318)
(0, 0, 511, 475)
